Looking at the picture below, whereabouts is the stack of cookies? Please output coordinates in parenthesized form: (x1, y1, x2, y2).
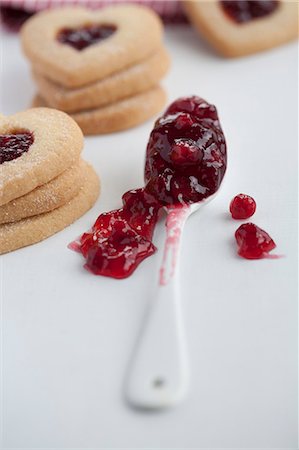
(20, 4, 171, 135)
(0, 108, 100, 254)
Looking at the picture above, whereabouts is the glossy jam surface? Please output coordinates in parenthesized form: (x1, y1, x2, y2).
(57, 24, 117, 50)
(221, 1, 279, 23)
(230, 193, 256, 219)
(72, 97, 227, 278)
(145, 96, 227, 206)
(77, 189, 160, 279)
(235, 223, 276, 259)
(0, 132, 34, 164)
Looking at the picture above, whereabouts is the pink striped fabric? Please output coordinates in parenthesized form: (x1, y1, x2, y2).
(0, 0, 185, 21)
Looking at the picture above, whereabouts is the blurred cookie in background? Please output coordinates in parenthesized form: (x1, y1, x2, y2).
(183, 0, 298, 57)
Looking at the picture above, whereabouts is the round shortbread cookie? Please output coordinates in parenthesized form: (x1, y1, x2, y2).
(0, 162, 99, 254)
(183, 0, 299, 57)
(33, 86, 167, 135)
(0, 108, 83, 207)
(0, 159, 93, 224)
(21, 5, 163, 88)
(32, 47, 171, 113)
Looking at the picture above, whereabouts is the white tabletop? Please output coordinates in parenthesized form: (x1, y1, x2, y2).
(0, 24, 298, 449)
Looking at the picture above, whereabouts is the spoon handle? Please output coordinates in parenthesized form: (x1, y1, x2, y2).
(125, 207, 191, 410)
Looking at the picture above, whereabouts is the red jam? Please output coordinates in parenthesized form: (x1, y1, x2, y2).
(220, 1, 279, 23)
(57, 24, 117, 50)
(235, 223, 276, 259)
(77, 189, 160, 279)
(72, 96, 227, 279)
(145, 96, 227, 206)
(0, 132, 34, 164)
(230, 193, 256, 219)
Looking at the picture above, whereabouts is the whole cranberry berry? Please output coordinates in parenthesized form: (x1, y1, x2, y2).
(230, 193, 256, 219)
(173, 112, 194, 130)
(235, 223, 276, 259)
(170, 139, 203, 166)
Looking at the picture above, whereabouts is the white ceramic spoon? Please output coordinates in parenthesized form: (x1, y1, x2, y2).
(125, 194, 216, 410)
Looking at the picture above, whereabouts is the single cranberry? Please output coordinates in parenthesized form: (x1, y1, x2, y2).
(230, 193, 256, 219)
(57, 24, 117, 51)
(220, 1, 279, 24)
(173, 112, 195, 130)
(235, 223, 276, 259)
(170, 139, 203, 166)
(0, 131, 34, 164)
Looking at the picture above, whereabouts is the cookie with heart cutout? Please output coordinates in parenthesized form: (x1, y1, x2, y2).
(183, 0, 298, 57)
(32, 47, 171, 113)
(0, 161, 99, 254)
(0, 159, 94, 224)
(0, 107, 83, 206)
(21, 5, 163, 88)
(32, 86, 167, 135)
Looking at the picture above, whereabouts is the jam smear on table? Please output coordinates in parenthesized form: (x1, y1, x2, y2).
(77, 189, 160, 279)
(71, 96, 227, 279)
(235, 223, 277, 259)
(230, 194, 256, 219)
(220, 1, 279, 23)
(0, 132, 34, 164)
(57, 24, 117, 51)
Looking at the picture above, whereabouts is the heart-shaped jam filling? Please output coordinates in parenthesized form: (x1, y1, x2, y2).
(0, 131, 34, 164)
(57, 24, 117, 50)
(220, 1, 279, 23)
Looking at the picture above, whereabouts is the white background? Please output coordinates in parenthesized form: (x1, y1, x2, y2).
(0, 23, 298, 450)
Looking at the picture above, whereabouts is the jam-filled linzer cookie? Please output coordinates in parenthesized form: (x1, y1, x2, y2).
(21, 5, 163, 87)
(0, 108, 83, 206)
(20, 5, 170, 135)
(0, 160, 87, 224)
(183, 0, 298, 57)
(0, 108, 100, 254)
(0, 165, 99, 255)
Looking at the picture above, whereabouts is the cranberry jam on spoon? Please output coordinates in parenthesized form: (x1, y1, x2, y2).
(71, 96, 227, 278)
(145, 96, 227, 205)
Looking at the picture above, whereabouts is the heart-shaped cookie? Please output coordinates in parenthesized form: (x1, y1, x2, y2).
(32, 47, 170, 113)
(0, 162, 99, 254)
(0, 159, 90, 224)
(183, 0, 298, 57)
(0, 108, 83, 206)
(21, 5, 163, 88)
